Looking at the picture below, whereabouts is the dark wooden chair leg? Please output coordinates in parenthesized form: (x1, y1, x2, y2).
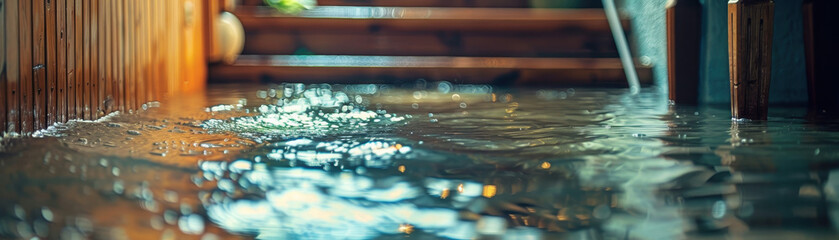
(667, 0, 702, 105)
(803, 0, 839, 115)
(728, 0, 774, 120)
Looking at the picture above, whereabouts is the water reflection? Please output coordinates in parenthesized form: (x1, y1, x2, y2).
(1, 83, 839, 239)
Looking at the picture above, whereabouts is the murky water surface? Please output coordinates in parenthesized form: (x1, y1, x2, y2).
(2, 83, 839, 240)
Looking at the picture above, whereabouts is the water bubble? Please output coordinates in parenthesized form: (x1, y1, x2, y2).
(268, 89, 277, 98)
(452, 94, 462, 101)
(411, 103, 419, 109)
(163, 210, 178, 225)
(150, 216, 165, 230)
(41, 207, 54, 222)
(99, 158, 108, 167)
(437, 81, 452, 93)
(11, 205, 27, 220)
(459, 102, 467, 108)
(178, 214, 205, 235)
(112, 167, 120, 176)
(632, 133, 646, 138)
(257, 90, 268, 99)
(113, 181, 125, 194)
(142, 103, 149, 110)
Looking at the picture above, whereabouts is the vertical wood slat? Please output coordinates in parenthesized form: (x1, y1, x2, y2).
(74, 0, 82, 120)
(93, 0, 102, 117)
(728, 0, 775, 120)
(46, 0, 57, 126)
(33, 0, 46, 129)
(82, 0, 90, 119)
(2, 0, 209, 133)
(57, 0, 67, 123)
(67, 0, 76, 120)
(666, 0, 702, 105)
(117, 0, 125, 112)
(138, 0, 148, 108)
(125, 0, 134, 113)
(19, 0, 33, 132)
(104, 0, 112, 114)
(1, 0, 6, 134)
(4, 0, 18, 133)
(803, 0, 839, 114)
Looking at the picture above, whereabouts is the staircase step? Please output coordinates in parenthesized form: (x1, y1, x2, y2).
(240, 0, 530, 8)
(209, 55, 653, 86)
(237, 6, 625, 57)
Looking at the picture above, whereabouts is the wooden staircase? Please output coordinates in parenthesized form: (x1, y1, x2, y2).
(210, 0, 652, 86)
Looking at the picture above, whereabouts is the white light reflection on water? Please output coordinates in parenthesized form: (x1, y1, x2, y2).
(204, 167, 491, 239)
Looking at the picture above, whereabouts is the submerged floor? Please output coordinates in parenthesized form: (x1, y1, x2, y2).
(1, 83, 839, 240)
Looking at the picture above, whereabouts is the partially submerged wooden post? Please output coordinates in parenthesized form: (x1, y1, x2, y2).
(728, 0, 774, 120)
(803, 0, 839, 115)
(666, 0, 702, 104)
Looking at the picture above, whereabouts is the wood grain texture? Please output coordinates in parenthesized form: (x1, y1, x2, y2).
(74, 0, 83, 119)
(210, 55, 653, 87)
(728, 0, 774, 120)
(803, 0, 839, 115)
(241, 0, 530, 8)
(19, 0, 33, 132)
(67, 0, 76, 120)
(5, 0, 19, 133)
(1, 0, 209, 133)
(1, 0, 7, 134)
(57, 0, 68, 123)
(666, 0, 702, 105)
(33, 0, 46, 129)
(46, 0, 58, 125)
(82, 0, 91, 119)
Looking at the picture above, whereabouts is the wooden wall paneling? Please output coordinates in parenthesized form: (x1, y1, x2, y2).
(124, 0, 133, 112)
(5, 0, 19, 133)
(82, 0, 90, 119)
(0, 0, 21, 132)
(1, 0, 6, 134)
(66, 0, 75, 120)
(91, 0, 99, 118)
(94, 0, 102, 117)
(138, 0, 147, 107)
(728, 0, 774, 120)
(19, 0, 33, 132)
(134, 0, 143, 109)
(74, 0, 82, 119)
(150, 0, 159, 101)
(33, 0, 46, 129)
(114, 0, 121, 112)
(57, 0, 67, 123)
(103, 0, 112, 114)
(46, 0, 57, 125)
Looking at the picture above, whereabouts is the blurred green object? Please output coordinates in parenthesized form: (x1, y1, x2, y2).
(530, 0, 603, 8)
(265, 0, 317, 14)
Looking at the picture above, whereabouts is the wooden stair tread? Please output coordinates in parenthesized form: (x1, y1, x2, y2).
(241, 0, 530, 8)
(236, 6, 627, 32)
(210, 55, 653, 86)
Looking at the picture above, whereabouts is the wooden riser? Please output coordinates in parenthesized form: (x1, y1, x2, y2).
(243, 31, 618, 58)
(240, 0, 530, 8)
(209, 55, 653, 87)
(237, 6, 625, 57)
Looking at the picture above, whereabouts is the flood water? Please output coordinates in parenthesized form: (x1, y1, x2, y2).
(2, 83, 839, 240)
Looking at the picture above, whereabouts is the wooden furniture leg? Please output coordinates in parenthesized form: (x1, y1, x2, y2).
(667, 0, 702, 104)
(728, 0, 774, 120)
